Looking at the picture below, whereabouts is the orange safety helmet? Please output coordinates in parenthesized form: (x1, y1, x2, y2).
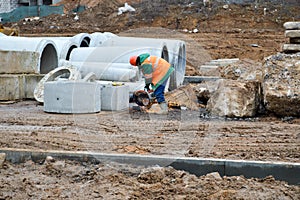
(130, 56, 138, 66)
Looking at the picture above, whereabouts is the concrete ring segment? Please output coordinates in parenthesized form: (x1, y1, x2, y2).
(34, 66, 82, 103)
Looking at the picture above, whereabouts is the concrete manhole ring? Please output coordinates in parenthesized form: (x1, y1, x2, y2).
(34, 66, 82, 103)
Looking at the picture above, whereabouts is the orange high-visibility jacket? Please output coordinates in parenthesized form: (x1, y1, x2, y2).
(139, 53, 174, 90)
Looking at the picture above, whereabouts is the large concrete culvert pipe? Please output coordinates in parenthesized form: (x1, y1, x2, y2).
(59, 60, 140, 82)
(69, 45, 169, 64)
(0, 36, 58, 74)
(99, 36, 186, 89)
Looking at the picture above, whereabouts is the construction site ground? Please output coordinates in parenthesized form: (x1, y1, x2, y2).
(1, 1, 300, 199)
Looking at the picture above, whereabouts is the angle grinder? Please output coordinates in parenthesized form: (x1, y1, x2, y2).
(129, 90, 155, 109)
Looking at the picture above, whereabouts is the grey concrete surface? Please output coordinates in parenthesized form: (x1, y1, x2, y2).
(100, 84, 129, 111)
(44, 81, 101, 114)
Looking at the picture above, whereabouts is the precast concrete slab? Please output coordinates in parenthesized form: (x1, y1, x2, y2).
(284, 22, 300, 30)
(282, 44, 300, 52)
(285, 30, 300, 38)
(100, 83, 129, 111)
(205, 58, 239, 66)
(183, 76, 220, 84)
(0, 74, 23, 100)
(44, 81, 101, 114)
(0, 74, 44, 100)
(0, 50, 39, 74)
(1, 148, 299, 185)
(198, 65, 220, 76)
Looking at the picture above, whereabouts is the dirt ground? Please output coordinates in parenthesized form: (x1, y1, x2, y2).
(1, 160, 299, 199)
(1, 0, 300, 198)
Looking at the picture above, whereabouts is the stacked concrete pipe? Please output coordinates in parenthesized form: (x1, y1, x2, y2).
(98, 36, 186, 90)
(0, 36, 58, 74)
(59, 60, 140, 82)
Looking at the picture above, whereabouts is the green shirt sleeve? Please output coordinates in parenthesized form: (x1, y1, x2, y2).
(141, 63, 153, 84)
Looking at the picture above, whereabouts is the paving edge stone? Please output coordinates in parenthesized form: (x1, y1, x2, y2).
(0, 148, 299, 185)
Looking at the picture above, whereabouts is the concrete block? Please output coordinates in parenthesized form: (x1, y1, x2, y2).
(0, 74, 44, 100)
(282, 44, 300, 53)
(0, 74, 23, 100)
(198, 65, 220, 76)
(44, 81, 101, 114)
(101, 84, 129, 111)
(0, 51, 39, 74)
(284, 22, 300, 30)
(23, 74, 44, 99)
(285, 30, 300, 38)
(205, 58, 239, 66)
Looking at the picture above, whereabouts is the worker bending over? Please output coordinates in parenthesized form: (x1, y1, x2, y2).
(130, 53, 174, 114)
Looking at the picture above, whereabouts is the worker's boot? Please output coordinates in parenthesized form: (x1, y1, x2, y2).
(158, 101, 168, 115)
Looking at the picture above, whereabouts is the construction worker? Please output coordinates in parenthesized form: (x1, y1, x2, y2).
(130, 53, 174, 114)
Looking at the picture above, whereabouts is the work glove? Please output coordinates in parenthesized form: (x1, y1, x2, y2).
(144, 84, 150, 92)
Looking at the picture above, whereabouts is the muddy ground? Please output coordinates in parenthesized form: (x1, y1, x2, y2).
(1, 0, 300, 199)
(0, 100, 299, 199)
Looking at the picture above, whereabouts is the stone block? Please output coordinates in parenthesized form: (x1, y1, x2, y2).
(285, 30, 300, 38)
(44, 81, 101, 114)
(101, 84, 129, 111)
(207, 79, 261, 117)
(284, 22, 300, 30)
(0, 51, 39, 74)
(263, 53, 300, 116)
(282, 44, 300, 53)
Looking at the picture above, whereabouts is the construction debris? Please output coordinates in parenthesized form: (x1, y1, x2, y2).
(263, 52, 300, 116)
(165, 84, 199, 110)
(207, 79, 261, 118)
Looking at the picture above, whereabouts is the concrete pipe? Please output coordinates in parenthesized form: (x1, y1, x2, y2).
(0, 36, 58, 74)
(70, 33, 91, 47)
(69, 45, 169, 64)
(59, 60, 139, 82)
(99, 36, 186, 89)
(36, 39, 78, 61)
(166, 40, 186, 90)
(89, 32, 117, 47)
(34, 66, 82, 103)
(100, 37, 170, 61)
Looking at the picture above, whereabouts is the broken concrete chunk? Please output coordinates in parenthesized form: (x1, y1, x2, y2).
(219, 59, 263, 82)
(263, 53, 300, 116)
(283, 22, 300, 30)
(282, 44, 300, 53)
(207, 79, 261, 118)
(285, 30, 300, 38)
(0, 153, 6, 168)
